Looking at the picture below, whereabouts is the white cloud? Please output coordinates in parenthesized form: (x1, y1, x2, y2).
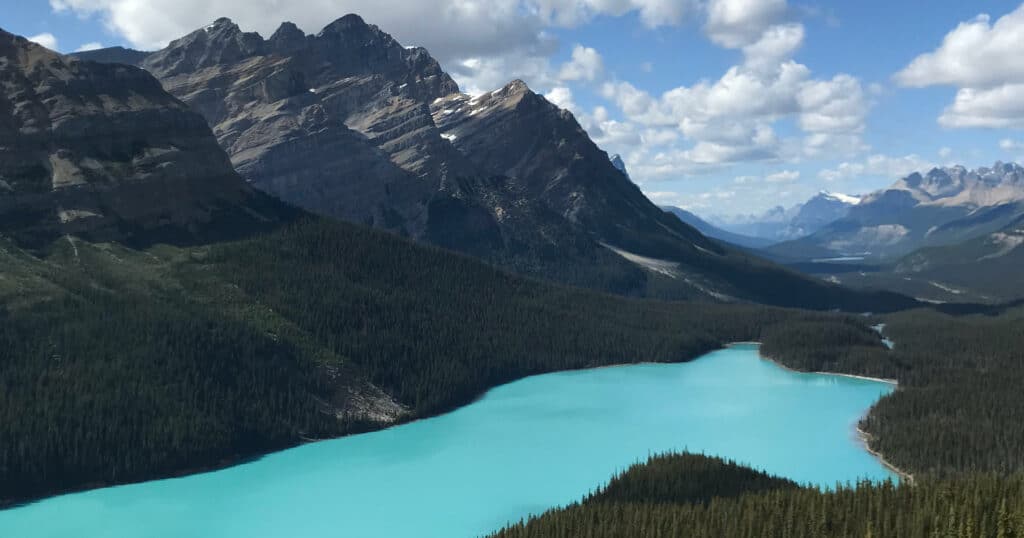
(558, 44, 604, 81)
(937, 84, 1024, 128)
(741, 22, 803, 71)
(545, 86, 577, 112)
(895, 5, 1024, 89)
(765, 170, 799, 183)
(1000, 139, 1024, 151)
(75, 41, 104, 52)
(938, 146, 953, 159)
(28, 32, 59, 50)
(531, 0, 696, 28)
(595, 18, 869, 172)
(450, 50, 558, 96)
(643, 190, 687, 206)
(705, 0, 787, 48)
(817, 154, 934, 182)
(896, 4, 1024, 129)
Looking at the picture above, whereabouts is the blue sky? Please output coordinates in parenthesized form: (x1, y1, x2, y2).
(7, 0, 1024, 217)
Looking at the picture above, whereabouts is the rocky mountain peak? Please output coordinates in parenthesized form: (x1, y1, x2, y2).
(143, 17, 264, 76)
(503, 79, 532, 94)
(0, 27, 280, 246)
(268, 21, 307, 53)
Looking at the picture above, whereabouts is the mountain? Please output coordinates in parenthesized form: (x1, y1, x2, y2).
(72, 16, 918, 311)
(70, 45, 151, 66)
(769, 163, 1024, 261)
(0, 28, 287, 247)
(709, 191, 860, 243)
(891, 213, 1024, 301)
(662, 206, 775, 249)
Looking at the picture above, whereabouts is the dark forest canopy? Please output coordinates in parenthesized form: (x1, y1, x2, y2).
(2, 216, 1021, 515)
(762, 307, 1024, 477)
(491, 453, 1024, 538)
(0, 217, 877, 505)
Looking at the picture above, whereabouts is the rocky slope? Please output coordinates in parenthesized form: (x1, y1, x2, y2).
(769, 163, 1024, 261)
(0, 28, 286, 247)
(892, 213, 1024, 301)
(74, 16, 917, 310)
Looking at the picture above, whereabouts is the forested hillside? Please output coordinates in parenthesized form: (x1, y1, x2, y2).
(0, 217, 875, 505)
(491, 453, 1024, 538)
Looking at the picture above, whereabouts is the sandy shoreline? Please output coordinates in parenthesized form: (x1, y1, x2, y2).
(856, 426, 914, 484)
(813, 371, 899, 385)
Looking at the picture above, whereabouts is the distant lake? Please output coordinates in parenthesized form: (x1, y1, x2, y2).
(0, 344, 896, 538)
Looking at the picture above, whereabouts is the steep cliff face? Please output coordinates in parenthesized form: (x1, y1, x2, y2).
(137, 15, 467, 240)
(97, 16, 661, 293)
(0, 28, 282, 246)
(432, 80, 719, 260)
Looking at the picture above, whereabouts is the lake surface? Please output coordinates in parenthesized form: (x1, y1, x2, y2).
(1, 344, 896, 538)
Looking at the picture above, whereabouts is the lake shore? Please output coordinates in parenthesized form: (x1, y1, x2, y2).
(856, 426, 914, 485)
(754, 345, 912, 484)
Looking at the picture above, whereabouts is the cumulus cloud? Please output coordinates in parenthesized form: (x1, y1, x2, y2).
(27, 32, 59, 50)
(1000, 139, 1024, 151)
(75, 41, 103, 52)
(817, 154, 934, 182)
(558, 44, 604, 82)
(896, 4, 1024, 129)
(705, 0, 787, 48)
(741, 23, 803, 72)
(938, 85, 1024, 128)
(532, 0, 696, 28)
(451, 49, 558, 95)
(765, 170, 800, 183)
(545, 86, 577, 112)
(895, 5, 1024, 89)
(595, 15, 870, 173)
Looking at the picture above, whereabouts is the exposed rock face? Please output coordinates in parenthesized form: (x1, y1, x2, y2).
(431, 79, 718, 259)
(136, 15, 465, 240)
(0, 28, 281, 246)
(74, 16, 919, 309)
(70, 46, 151, 66)
(769, 163, 1024, 260)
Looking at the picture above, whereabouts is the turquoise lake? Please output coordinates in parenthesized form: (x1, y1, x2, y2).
(0, 344, 896, 538)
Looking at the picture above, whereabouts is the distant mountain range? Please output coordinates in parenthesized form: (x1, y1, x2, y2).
(893, 213, 1024, 300)
(662, 207, 775, 249)
(71, 15, 913, 310)
(769, 163, 1024, 261)
(671, 191, 861, 247)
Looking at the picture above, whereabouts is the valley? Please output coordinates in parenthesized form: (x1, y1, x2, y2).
(2, 5, 1024, 538)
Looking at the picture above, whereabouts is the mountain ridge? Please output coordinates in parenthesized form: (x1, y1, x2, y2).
(770, 162, 1024, 261)
(69, 16, 917, 311)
